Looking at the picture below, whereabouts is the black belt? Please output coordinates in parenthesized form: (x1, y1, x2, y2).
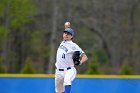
(58, 67, 71, 71)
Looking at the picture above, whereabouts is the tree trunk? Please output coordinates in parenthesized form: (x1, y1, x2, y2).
(48, 0, 58, 74)
(128, 0, 140, 73)
(2, 2, 10, 72)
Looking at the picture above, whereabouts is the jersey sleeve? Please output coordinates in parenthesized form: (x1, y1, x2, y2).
(72, 43, 84, 55)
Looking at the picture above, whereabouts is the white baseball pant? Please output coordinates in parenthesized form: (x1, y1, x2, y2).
(55, 67, 77, 93)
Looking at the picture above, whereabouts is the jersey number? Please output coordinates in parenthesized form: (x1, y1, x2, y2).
(62, 53, 65, 59)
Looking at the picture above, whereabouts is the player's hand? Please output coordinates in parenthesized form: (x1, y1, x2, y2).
(64, 22, 71, 28)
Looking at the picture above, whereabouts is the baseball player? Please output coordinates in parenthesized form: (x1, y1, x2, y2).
(55, 22, 88, 93)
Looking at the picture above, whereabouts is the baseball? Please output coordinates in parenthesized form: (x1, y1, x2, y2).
(65, 22, 71, 28)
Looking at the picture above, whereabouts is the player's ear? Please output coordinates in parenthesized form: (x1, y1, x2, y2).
(71, 35, 74, 40)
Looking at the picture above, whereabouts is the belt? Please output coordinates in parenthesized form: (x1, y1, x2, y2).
(58, 67, 71, 71)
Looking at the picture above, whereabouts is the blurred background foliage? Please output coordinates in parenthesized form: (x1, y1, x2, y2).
(0, 0, 140, 74)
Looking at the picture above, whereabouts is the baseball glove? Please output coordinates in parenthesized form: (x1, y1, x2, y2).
(72, 51, 81, 66)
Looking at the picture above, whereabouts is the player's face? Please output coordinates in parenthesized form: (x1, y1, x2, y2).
(63, 32, 73, 40)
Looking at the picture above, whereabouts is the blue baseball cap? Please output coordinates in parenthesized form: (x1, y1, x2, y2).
(64, 28, 74, 36)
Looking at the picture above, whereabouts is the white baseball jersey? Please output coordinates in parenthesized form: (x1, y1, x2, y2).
(55, 40, 84, 68)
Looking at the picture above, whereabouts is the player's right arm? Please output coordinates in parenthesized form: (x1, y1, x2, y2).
(80, 53, 88, 64)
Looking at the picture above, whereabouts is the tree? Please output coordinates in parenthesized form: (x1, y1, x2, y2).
(86, 53, 100, 74)
(20, 57, 35, 74)
(48, 0, 59, 74)
(0, 0, 140, 74)
(118, 62, 133, 75)
(0, 57, 6, 73)
(0, 0, 36, 73)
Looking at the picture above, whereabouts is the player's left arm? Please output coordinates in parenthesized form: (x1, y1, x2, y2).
(80, 52, 88, 64)
(73, 43, 88, 65)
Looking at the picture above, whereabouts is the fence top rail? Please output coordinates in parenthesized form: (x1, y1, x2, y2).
(0, 74, 140, 79)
